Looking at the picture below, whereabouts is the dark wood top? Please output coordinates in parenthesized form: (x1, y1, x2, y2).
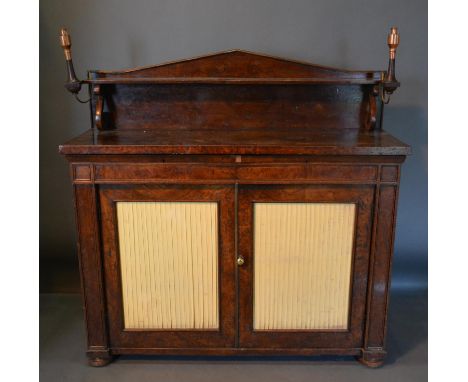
(59, 128, 410, 156)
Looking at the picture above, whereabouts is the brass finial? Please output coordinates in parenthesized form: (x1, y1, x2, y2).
(387, 27, 400, 60)
(60, 28, 72, 61)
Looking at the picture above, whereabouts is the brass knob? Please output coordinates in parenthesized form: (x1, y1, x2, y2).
(237, 256, 245, 266)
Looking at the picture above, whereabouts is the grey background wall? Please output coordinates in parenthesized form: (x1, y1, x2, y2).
(40, 0, 427, 292)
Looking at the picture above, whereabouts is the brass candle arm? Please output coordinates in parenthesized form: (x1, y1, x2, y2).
(380, 27, 400, 104)
(59, 28, 89, 103)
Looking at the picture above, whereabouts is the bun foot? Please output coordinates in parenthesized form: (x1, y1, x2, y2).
(88, 355, 114, 367)
(357, 349, 386, 368)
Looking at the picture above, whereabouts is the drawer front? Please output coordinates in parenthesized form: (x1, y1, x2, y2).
(94, 163, 236, 183)
(87, 163, 378, 184)
(237, 164, 377, 182)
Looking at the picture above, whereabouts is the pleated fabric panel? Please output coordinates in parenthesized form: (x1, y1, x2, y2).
(116, 202, 219, 329)
(253, 202, 355, 330)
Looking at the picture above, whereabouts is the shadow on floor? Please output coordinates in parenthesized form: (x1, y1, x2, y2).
(385, 289, 428, 365)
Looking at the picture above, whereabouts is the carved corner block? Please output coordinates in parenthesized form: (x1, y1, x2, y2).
(72, 164, 93, 183)
(380, 165, 399, 183)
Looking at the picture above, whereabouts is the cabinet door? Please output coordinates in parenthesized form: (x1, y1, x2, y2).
(100, 185, 236, 349)
(238, 185, 374, 349)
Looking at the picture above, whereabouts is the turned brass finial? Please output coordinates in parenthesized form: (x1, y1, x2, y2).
(387, 27, 400, 60)
(60, 28, 72, 61)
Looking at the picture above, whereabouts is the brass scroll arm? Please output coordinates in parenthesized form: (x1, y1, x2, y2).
(379, 27, 400, 104)
(59, 28, 89, 103)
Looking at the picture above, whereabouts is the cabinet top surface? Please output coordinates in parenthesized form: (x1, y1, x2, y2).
(59, 127, 410, 156)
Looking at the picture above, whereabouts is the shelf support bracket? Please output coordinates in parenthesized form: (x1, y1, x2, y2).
(93, 85, 104, 130)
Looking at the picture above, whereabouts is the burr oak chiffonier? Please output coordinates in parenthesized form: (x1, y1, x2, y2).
(58, 28, 409, 367)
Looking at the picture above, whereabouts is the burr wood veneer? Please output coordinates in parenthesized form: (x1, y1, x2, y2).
(60, 43, 409, 368)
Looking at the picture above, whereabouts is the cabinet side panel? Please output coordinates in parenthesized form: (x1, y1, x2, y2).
(253, 202, 355, 330)
(73, 184, 110, 358)
(365, 185, 398, 348)
(116, 202, 219, 329)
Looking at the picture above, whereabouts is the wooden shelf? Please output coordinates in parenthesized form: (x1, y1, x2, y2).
(84, 77, 380, 85)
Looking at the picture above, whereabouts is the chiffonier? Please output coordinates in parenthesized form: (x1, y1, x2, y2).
(58, 28, 409, 367)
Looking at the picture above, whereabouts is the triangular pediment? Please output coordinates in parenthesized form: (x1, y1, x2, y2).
(91, 50, 378, 81)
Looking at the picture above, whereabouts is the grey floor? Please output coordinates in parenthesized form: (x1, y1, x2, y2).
(40, 289, 427, 382)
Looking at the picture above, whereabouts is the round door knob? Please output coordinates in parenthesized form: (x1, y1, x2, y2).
(237, 256, 245, 266)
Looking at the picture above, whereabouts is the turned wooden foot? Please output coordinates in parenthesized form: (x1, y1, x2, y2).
(357, 349, 386, 368)
(87, 349, 114, 367)
(88, 355, 114, 367)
